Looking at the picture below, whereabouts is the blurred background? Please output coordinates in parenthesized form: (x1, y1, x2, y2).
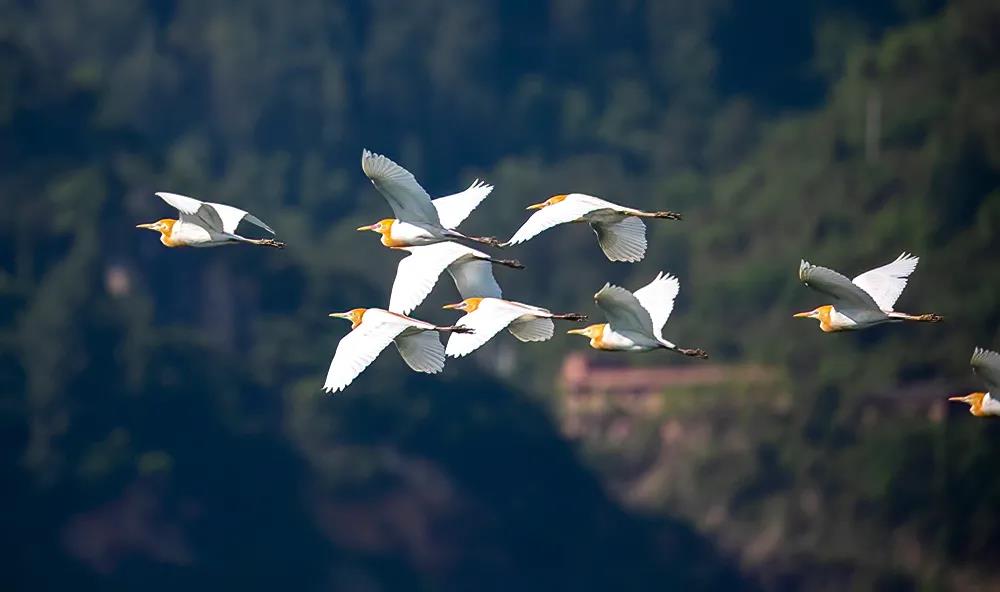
(2, 0, 999, 590)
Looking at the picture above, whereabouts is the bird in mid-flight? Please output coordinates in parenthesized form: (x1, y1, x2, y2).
(387, 242, 522, 315)
(323, 308, 472, 393)
(441, 297, 586, 357)
(795, 253, 942, 332)
(502, 193, 682, 262)
(357, 150, 500, 248)
(567, 272, 707, 358)
(949, 347, 1000, 417)
(136, 192, 284, 248)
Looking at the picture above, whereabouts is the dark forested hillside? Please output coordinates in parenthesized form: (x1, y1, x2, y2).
(1, 1, 998, 590)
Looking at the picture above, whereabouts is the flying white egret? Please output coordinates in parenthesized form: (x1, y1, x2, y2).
(136, 192, 283, 248)
(357, 150, 500, 248)
(502, 193, 682, 262)
(323, 308, 472, 393)
(441, 297, 587, 357)
(566, 272, 707, 358)
(794, 253, 942, 332)
(949, 348, 1000, 417)
(388, 242, 523, 315)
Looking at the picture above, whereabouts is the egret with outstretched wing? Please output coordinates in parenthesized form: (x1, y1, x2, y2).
(442, 298, 586, 357)
(357, 150, 499, 248)
(388, 242, 522, 315)
(136, 192, 284, 248)
(567, 272, 707, 358)
(794, 253, 942, 332)
(949, 348, 1000, 417)
(323, 308, 471, 393)
(502, 193, 682, 262)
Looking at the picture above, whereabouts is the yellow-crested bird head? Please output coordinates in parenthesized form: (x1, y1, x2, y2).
(329, 308, 368, 329)
(793, 305, 837, 332)
(356, 218, 395, 235)
(948, 392, 988, 416)
(136, 219, 178, 246)
(526, 194, 568, 210)
(567, 323, 608, 350)
(442, 297, 484, 313)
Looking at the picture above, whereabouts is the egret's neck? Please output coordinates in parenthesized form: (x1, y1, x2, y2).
(590, 324, 612, 350)
(158, 219, 179, 247)
(379, 220, 408, 248)
(816, 305, 837, 332)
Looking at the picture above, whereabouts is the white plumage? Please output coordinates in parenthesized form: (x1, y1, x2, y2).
(443, 298, 584, 358)
(388, 242, 504, 315)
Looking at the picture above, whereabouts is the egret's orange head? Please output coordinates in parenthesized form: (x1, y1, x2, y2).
(948, 392, 988, 416)
(566, 324, 603, 339)
(329, 308, 368, 329)
(442, 297, 484, 313)
(356, 219, 394, 235)
(526, 194, 568, 210)
(136, 219, 177, 246)
(793, 305, 837, 332)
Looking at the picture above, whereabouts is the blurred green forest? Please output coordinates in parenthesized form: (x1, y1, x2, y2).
(1, 0, 999, 590)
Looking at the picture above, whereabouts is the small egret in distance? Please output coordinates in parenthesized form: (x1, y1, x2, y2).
(949, 347, 1000, 417)
(795, 253, 942, 332)
(567, 272, 707, 358)
(502, 193, 682, 262)
(137, 192, 284, 248)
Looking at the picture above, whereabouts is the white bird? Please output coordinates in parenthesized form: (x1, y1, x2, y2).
(356, 150, 500, 248)
(502, 193, 682, 262)
(794, 253, 942, 332)
(566, 272, 707, 357)
(388, 242, 523, 315)
(441, 297, 587, 357)
(949, 348, 1000, 417)
(136, 192, 283, 248)
(323, 307, 471, 393)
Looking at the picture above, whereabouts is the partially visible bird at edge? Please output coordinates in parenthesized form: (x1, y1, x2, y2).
(949, 347, 1000, 417)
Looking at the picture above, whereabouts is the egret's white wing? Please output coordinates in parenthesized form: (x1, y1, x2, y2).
(592, 217, 647, 262)
(361, 150, 440, 226)
(447, 257, 502, 301)
(206, 202, 275, 235)
(389, 243, 485, 314)
(323, 314, 410, 393)
(156, 192, 224, 232)
(432, 180, 493, 230)
(394, 330, 445, 374)
(971, 347, 1000, 394)
(594, 283, 655, 336)
(507, 317, 554, 342)
(851, 253, 919, 312)
(799, 260, 881, 311)
(445, 299, 531, 357)
(632, 272, 680, 338)
(504, 197, 603, 245)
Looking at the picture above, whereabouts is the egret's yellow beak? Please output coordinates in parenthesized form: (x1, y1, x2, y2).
(356, 224, 375, 231)
(793, 311, 812, 318)
(136, 222, 158, 230)
(442, 302, 464, 310)
(948, 394, 973, 403)
(526, 202, 547, 210)
(566, 328, 589, 336)
(328, 311, 353, 320)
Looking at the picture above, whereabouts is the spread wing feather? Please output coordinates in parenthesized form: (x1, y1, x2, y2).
(799, 260, 880, 311)
(394, 331, 446, 374)
(361, 150, 441, 226)
(971, 347, 1000, 394)
(156, 192, 274, 235)
(432, 180, 493, 230)
(592, 217, 647, 262)
(507, 317, 554, 342)
(504, 198, 603, 246)
(631, 272, 680, 339)
(594, 283, 655, 336)
(851, 252, 919, 312)
(323, 313, 411, 393)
